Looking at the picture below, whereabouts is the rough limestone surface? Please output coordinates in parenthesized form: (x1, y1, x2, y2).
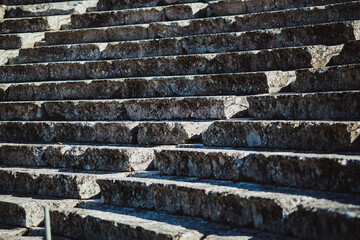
(97, 174, 360, 239)
(0, 143, 158, 171)
(0, 225, 27, 238)
(202, 120, 360, 151)
(155, 147, 360, 193)
(0, 5, 5, 20)
(0, 195, 79, 227)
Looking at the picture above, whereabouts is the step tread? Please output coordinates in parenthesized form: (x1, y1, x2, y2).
(51, 203, 294, 239)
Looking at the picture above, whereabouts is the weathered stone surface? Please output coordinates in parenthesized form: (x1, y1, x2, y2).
(0, 15, 71, 34)
(155, 147, 360, 193)
(247, 90, 360, 120)
(0, 121, 211, 145)
(44, 1, 360, 45)
(10, 21, 359, 65)
(202, 120, 360, 151)
(0, 194, 79, 227)
(292, 63, 360, 93)
(0, 32, 44, 50)
(0, 96, 248, 121)
(0, 45, 342, 83)
(0, 167, 127, 199)
(0, 5, 5, 21)
(51, 204, 293, 240)
(0, 0, 88, 5)
(5, 1, 97, 18)
(97, 174, 360, 239)
(328, 40, 360, 66)
(0, 72, 283, 101)
(0, 225, 27, 238)
(71, 3, 207, 29)
(95, 0, 345, 12)
(0, 143, 157, 171)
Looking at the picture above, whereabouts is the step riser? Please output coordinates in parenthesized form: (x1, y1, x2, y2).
(44, 2, 360, 45)
(0, 15, 71, 34)
(0, 32, 45, 50)
(0, 121, 211, 145)
(0, 195, 79, 228)
(50, 210, 203, 240)
(0, 96, 247, 121)
(5, 1, 97, 18)
(96, 0, 347, 12)
(0, 73, 275, 101)
(97, 178, 360, 239)
(0, 46, 341, 83)
(0, 0, 89, 5)
(202, 121, 360, 151)
(0, 169, 100, 199)
(328, 40, 360, 66)
(292, 64, 360, 93)
(156, 149, 360, 193)
(10, 22, 358, 65)
(0, 144, 156, 172)
(247, 91, 360, 120)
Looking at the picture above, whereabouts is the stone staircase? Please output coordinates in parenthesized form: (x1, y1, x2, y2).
(0, 0, 359, 239)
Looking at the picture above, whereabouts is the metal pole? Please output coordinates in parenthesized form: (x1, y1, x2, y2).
(44, 206, 52, 240)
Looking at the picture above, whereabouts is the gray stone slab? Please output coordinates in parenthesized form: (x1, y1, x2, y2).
(97, 173, 360, 239)
(202, 120, 360, 151)
(155, 146, 360, 193)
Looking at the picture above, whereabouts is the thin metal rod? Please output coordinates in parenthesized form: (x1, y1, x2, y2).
(44, 206, 52, 240)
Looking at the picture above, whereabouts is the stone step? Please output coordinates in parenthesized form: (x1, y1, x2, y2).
(0, 32, 44, 50)
(0, 71, 293, 101)
(96, 0, 347, 11)
(50, 204, 294, 240)
(8, 21, 359, 65)
(70, 2, 209, 29)
(0, 143, 158, 172)
(202, 120, 360, 152)
(97, 173, 360, 239)
(0, 225, 27, 239)
(0, 45, 343, 83)
(155, 146, 360, 193)
(291, 63, 360, 93)
(70, 0, 351, 30)
(4, 1, 97, 18)
(0, 166, 129, 199)
(0, 15, 71, 34)
(328, 40, 360, 66)
(0, 0, 89, 5)
(0, 194, 79, 227)
(0, 121, 211, 145)
(0, 96, 248, 121)
(246, 90, 360, 120)
(43, 1, 360, 45)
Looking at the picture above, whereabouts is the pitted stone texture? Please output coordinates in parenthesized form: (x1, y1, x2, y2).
(292, 63, 360, 93)
(0, 0, 89, 5)
(10, 21, 359, 65)
(0, 195, 79, 227)
(0, 15, 71, 34)
(97, 174, 360, 239)
(328, 40, 360, 66)
(247, 90, 360, 120)
(0, 167, 128, 199)
(0, 5, 5, 20)
(51, 205, 293, 240)
(70, 3, 207, 29)
(0, 32, 44, 50)
(202, 120, 360, 152)
(95, 0, 346, 11)
(44, 2, 360, 45)
(0, 46, 342, 83)
(0, 96, 248, 121)
(155, 147, 360, 193)
(0, 72, 282, 101)
(5, 1, 98, 18)
(0, 121, 211, 145)
(0, 143, 157, 171)
(0, 225, 27, 238)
